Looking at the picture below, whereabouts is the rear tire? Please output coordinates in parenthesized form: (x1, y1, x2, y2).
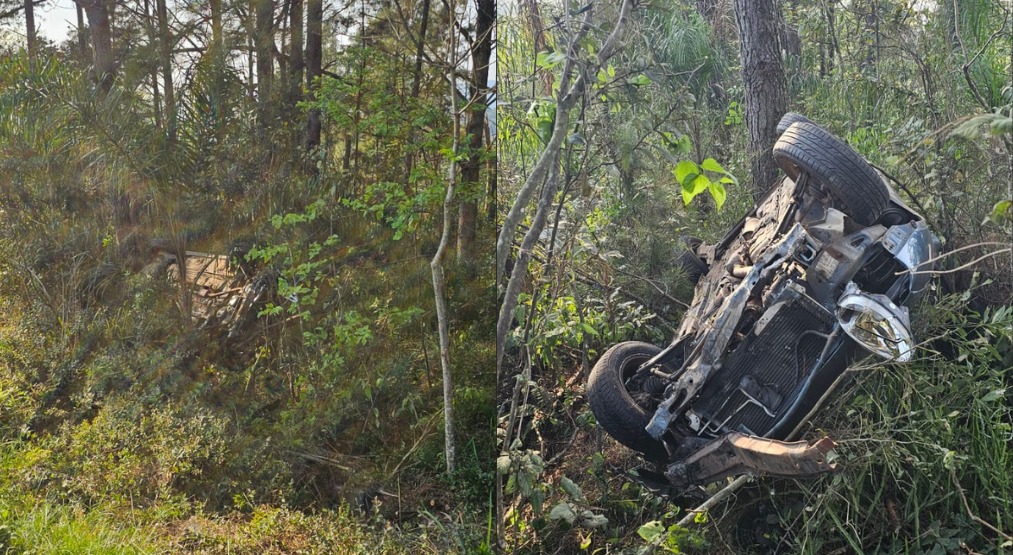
(588, 342, 669, 462)
(773, 122, 889, 226)
(675, 236, 707, 284)
(775, 112, 813, 136)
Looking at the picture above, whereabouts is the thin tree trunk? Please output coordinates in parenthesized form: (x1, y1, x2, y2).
(494, 0, 634, 546)
(246, 0, 255, 102)
(521, 0, 552, 96)
(75, 0, 116, 92)
(486, 119, 496, 224)
(254, 0, 274, 132)
(305, 0, 322, 153)
(24, 0, 36, 55)
(431, 7, 461, 477)
(210, 0, 222, 48)
(156, 0, 176, 142)
(456, 0, 494, 264)
(76, 3, 87, 60)
(402, 0, 430, 192)
(732, 0, 787, 201)
(145, 0, 161, 129)
(289, 0, 303, 110)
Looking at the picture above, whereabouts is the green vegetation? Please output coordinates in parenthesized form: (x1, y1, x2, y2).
(0, 0, 493, 550)
(497, 0, 1012, 553)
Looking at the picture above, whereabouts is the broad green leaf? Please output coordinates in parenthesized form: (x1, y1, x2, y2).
(561, 476, 582, 500)
(709, 181, 727, 209)
(674, 160, 699, 183)
(700, 157, 726, 173)
(690, 174, 710, 194)
(674, 135, 692, 155)
(985, 199, 1011, 225)
(638, 520, 665, 542)
(496, 455, 512, 475)
(579, 511, 609, 529)
(530, 487, 545, 515)
(536, 51, 566, 69)
(981, 388, 1006, 403)
(628, 73, 652, 86)
(549, 502, 577, 524)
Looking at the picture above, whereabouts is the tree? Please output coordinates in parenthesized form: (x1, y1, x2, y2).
(156, 0, 176, 142)
(732, 0, 786, 200)
(305, 0, 322, 151)
(456, 0, 494, 264)
(288, 0, 304, 111)
(254, 0, 275, 132)
(24, 0, 36, 55)
(75, 0, 116, 92)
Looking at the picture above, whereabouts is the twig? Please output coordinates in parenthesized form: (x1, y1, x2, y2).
(675, 475, 750, 528)
(898, 248, 1011, 276)
(603, 255, 691, 310)
(950, 468, 1013, 542)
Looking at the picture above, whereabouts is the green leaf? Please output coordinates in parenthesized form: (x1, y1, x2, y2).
(985, 199, 1012, 225)
(536, 51, 566, 69)
(674, 160, 699, 184)
(628, 73, 652, 86)
(700, 157, 726, 174)
(561, 476, 582, 500)
(981, 388, 1006, 403)
(709, 181, 727, 209)
(690, 173, 710, 194)
(681, 174, 710, 206)
(638, 520, 666, 542)
(579, 511, 609, 529)
(530, 487, 545, 515)
(949, 113, 1003, 140)
(990, 116, 1013, 135)
(549, 502, 577, 524)
(496, 455, 512, 475)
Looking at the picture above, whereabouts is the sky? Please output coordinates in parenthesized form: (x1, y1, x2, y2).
(35, 0, 78, 44)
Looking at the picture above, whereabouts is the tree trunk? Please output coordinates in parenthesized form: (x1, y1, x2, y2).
(432, 106, 458, 478)
(732, 0, 786, 201)
(144, 0, 161, 129)
(24, 0, 36, 55)
(75, 0, 116, 92)
(456, 0, 494, 264)
(156, 0, 176, 142)
(432, 3, 465, 479)
(305, 0, 322, 152)
(210, 0, 222, 48)
(254, 0, 274, 132)
(401, 0, 430, 192)
(289, 0, 303, 110)
(521, 0, 552, 95)
(76, 3, 88, 60)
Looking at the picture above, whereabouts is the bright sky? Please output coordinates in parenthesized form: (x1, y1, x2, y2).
(35, 0, 78, 44)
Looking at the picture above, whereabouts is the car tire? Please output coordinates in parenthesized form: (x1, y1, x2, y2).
(675, 236, 708, 284)
(588, 341, 670, 462)
(775, 112, 813, 136)
(773, 121, 889, 226)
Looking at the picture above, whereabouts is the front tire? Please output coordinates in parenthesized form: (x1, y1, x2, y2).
(588, 342, 669, 462)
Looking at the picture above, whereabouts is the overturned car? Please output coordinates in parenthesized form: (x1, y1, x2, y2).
(588, 115, 940, 490)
